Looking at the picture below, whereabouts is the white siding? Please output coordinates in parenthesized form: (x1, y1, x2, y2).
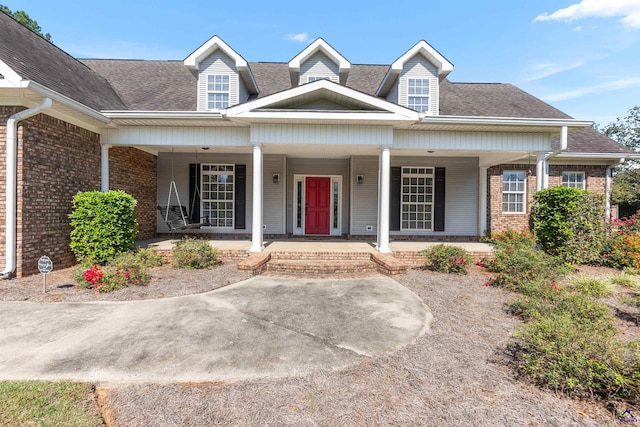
(198, 50, 239, 110)
(299, 52, 339, 84)
(156, 152, 253, 233)
(263, 154, 286, 233)
(351, 156, 379, 235)
(394, 130, 551, 151)
(397, 54, 439, 115)
(386, 80, 399, 104)
(251, 124, 393, 145)
(286, 158, 350, 233)
(103, 126, 250, 147)
(392, 156, 478, 236)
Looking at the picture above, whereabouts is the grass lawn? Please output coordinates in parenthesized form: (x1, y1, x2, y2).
(0, 381, 103, 427)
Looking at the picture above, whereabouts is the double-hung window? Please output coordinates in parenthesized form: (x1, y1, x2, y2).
(502, 171, 526, 213)
(561, 171, 585, 189)
(206, 75, 230, 110)
(201, 164, 234, 228)
(401, 167, 434, 230)
(408, 78, 430, 112)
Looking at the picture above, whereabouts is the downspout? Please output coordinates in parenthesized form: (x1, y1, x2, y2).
(542, 126, 568, 188)
(1, 98, 53, 278)
(606, 157, 626, 222)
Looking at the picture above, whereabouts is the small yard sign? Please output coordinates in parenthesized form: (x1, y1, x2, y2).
(38, 255, 53, 293)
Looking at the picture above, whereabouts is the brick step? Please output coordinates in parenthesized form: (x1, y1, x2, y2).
(265, 259, 378, 275)
(268, 251, 372, 261)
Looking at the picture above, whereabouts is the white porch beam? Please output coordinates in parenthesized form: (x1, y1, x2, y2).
(250, 144, 264, 252)
(101, 144, 111, 192)
(377, 146, 391, 253)
(478, 167, 488, 237)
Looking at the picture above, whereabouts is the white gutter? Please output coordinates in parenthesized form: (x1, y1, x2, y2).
(2, 98, 52, 278)
(26, 81, 110, 124)
(542, 126, 569, 188)
(606, 157, 626, 222)
(102, 111, 224, 119)
(421, 116, 592, 128)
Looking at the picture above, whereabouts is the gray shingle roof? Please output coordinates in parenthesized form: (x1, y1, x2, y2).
(0, 12, 125, 110)
(80, 59, 197, 110)
(1, 17, 630, 156)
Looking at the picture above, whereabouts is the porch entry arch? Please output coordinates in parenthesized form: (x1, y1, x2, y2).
(293, 174, 343, 236)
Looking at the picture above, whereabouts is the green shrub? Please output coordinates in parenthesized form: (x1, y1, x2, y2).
(513, 312, 637, 401)
(610, 273, 638, 288)
(485, 229, 536, 249)
(483, 245, 569, 292)
(571, 276, 614, 298)
(69, 190, 138, 264)
(172, 238, 221, 269)
(419, 244, 469, 274)
(531, 187, 606, 264)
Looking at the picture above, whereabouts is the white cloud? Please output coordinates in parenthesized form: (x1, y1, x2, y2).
(533, 0, 640, 28)
(284, 32, 310, 43)
(543, 77, 640, 101)
(572, 25, 582, 31)
(522, 61, 586, 82)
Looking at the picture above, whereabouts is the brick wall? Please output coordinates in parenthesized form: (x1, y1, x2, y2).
(487, 163, 608, 234)
(109, 147, 157, 239)
(18, 113, 101, 277)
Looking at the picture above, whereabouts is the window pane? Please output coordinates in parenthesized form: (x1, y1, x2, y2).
(502, 171, 526, 213)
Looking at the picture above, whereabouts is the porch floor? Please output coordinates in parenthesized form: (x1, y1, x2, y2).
(139, 238, 493, 257)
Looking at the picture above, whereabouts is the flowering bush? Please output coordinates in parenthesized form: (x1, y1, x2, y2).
(419, 244, 469, 275)
(603, 210, 640, 269)
(74, 249, 156, 292)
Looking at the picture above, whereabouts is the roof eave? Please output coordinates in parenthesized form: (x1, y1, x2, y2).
(26, 81, 111, 124)
(421, 115, 592, 128)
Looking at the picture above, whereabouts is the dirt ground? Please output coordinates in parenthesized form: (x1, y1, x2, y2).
(3, 263, 639, 426)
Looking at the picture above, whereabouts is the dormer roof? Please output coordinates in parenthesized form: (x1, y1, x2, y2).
(184, 35, 258, 95)
(288, 38, 351, 85)
(377, 40, 454, 97)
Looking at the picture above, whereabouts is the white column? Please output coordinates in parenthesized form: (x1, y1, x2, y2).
(377, 146, 391, 253)
(478, 167, 488, 237)
(605, 166, 612, 222)
(376, 151, 382, 249)
(543, 160, 550, 188)
(535, 152, 545, 191)
(250, 144, 264, 253)
(101, 144, 111, 192)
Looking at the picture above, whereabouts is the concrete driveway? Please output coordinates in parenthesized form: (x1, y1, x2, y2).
(0, 276, 431, 384)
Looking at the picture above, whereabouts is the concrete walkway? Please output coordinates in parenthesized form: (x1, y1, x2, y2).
(0, 277, 431, 384)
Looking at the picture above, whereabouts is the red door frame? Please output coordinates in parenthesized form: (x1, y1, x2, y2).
(305, 177, 331, 234)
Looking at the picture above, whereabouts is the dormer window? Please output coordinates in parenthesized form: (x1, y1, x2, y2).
(408, 78, 430, 112)
(207, 74, 230, 109)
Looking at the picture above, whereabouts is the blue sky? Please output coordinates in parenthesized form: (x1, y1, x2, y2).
(8, 0, 640, 125)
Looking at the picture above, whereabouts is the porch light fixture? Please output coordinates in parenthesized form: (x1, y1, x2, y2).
(356, 174, 364, 184)
(201, 147, 210, 150)
(272, 173, 280, 184)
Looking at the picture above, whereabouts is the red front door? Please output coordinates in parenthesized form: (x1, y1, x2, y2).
(305, 177, 331, 235)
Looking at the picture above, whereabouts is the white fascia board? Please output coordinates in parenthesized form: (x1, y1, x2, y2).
(0, 60, 22, 87)
(26, 81, 111, 124)
(555, 152, 640, 160)
(102, 111, 224, 120)
(184, 35, 247, 69)
(421, 115, 593, 128)
(288, 38, 351, 72)
(226, 79, 418, 119)
(231, 110, 416, 122)
(377, 40, 454, 96)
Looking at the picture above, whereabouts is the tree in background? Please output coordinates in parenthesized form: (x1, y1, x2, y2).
(599, 106, 640, 217)
(0, 5, 52, 41)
